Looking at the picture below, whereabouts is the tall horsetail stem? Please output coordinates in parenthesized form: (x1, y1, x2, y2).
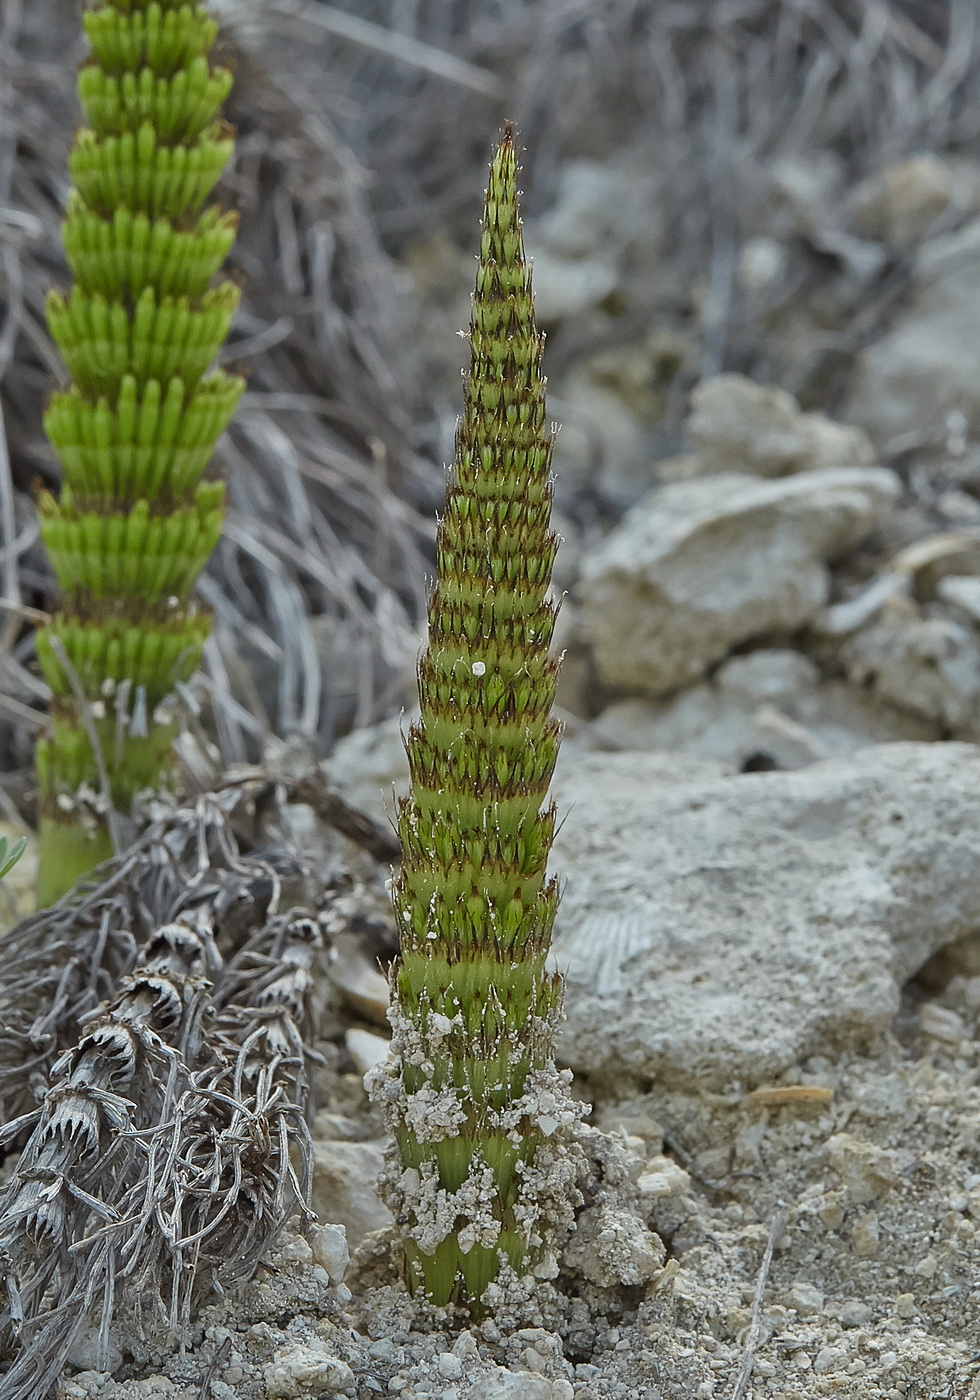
(35, 0, 242, 904)
(371, 128, 580, 1309)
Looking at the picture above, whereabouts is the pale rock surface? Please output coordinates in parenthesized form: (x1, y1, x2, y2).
(937, 573, 980, 625)
(526, 249, 617, 323)
(579, 467, 900, 693)
(328, 712, 416, 822)
(841, 610, 980, 728)
(550, 742, 980, 1086)
(551, 374, 649, 498)
(850, 155, 954, 247)
(328, 932, 390, 1025)
(768, 152, 844, 236)
(594, 647, 936, 768)
(311, 1139, 392, 1247)
(554, 336, 692, 500)
(469, 1373, 573, 1400)
(738, 235, 788, 292)
(532, 160, 651, 260)
(560, 1202, 665, 1287)
(263, 1341, 354, 1398)
(585, 335, 690, 426)
(523, 158, 663, 326)
(687, 374, 876, 478)
(524, 161, 634, 323)
(825, 1133, 901, 1204)
(310, 1223, 350, 1284)
(717, 648, 820, 701)
(636, 1155, 690, 1200)
(345, 1027, 390, 1076)
(847, 215, 980, 445)
(786, 1280, 825, 1316)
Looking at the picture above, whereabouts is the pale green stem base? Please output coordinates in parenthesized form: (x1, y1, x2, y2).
(37, 815, 115, 906)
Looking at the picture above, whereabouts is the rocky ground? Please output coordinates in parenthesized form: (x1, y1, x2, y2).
(37, 737, 980, 1400)
(181, 151, 980, 1392)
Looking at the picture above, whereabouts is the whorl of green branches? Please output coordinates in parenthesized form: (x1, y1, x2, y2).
(374, 127, 577, 1310)
(35, 0, 241, 904)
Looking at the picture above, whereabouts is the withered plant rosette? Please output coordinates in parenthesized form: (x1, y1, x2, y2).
(35, 0, 243, 903)
(369, 127, 584, 1311)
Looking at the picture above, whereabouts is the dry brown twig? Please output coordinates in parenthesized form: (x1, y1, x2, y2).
(730, 1207, 789, 1400)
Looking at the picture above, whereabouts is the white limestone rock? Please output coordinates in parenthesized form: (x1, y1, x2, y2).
(841, 611, 980, 728)
(532, 160, 656, 260)
(550, 742, 980, 1087)
(938, 574, 980, 626)
(311, 1139, 392, 1248)
(469, 1373, 573, 1400)
(688, 374, 876, 478)
(825, 1133, 900, 1204)
(561, 1202, 665, 1288)
(345, 1027, 391, 1077)
(846, 216, 980, 447)
(851, 155, 954, 247)
(328, 713, 414, 823)
(551, 375, 649, 498)
(310, 1223, 350, 1284)
(263, 1342, 354, 1398)
(738, 236, 788, 292)
(527, 249, 618, 323)
(593, 648, 937, 769)
(579, 467, 900, 693)
(523, 158, 660, 326)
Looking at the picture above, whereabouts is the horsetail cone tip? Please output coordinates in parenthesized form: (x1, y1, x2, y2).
(35, 0, 241, 904)
(370, 127, 582, 1309)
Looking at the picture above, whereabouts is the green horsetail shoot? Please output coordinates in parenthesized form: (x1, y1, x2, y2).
(35, 0, 242, 904)
(370, 127, 581, 1311)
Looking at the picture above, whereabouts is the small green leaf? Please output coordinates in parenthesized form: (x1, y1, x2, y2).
(0, 836, 27, 883)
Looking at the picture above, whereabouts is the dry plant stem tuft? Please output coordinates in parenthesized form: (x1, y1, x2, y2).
(0, 782, 303, 1126)
(0, 918, 219, 1400)
(35, 0, 242, 904)
(370, 127, 582, 1310)
(0, 903, 319, 1400)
